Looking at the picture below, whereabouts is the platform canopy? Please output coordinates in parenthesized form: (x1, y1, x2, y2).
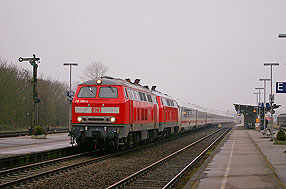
(233, 104, 257, 116)
(233, 104, 258, 129)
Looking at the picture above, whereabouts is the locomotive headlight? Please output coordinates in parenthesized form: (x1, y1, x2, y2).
(77, 117, 83, 122)
(96, 79, 102, 85)
(110, 117, 116, 123)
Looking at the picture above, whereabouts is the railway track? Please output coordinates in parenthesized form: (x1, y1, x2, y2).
(1, 125, 232, 188)
(0, 130, 188, 188)
(0, 151, 111, 188)
(107, 127, 231, 189)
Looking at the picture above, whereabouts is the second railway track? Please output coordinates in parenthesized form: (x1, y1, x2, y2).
(107, 127, 231, 189)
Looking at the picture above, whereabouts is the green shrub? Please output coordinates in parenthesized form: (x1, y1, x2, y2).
(34, 125, 44, 135)
(277, 129, 286, 141)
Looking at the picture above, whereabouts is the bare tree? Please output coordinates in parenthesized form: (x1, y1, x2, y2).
(0, 57, 69, 131)
(81, 61, 108, 81)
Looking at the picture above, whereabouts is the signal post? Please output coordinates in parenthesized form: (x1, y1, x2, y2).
(18, 54, 40, 136)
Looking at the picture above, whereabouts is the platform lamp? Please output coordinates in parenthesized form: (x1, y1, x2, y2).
(264, 62, 279, 141)
(259, 79, 271, 133)
(253, 92, 260, 123)
(255, 87, 264, 131)
(63, 63, 78, 143)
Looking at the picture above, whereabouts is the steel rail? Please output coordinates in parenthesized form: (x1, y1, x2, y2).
(162, 127, 231, 189)
(0, 151, 90, 175)
(0, 132, 182, 188)
(0, 152, 114, 188)
(106, 128, 228, 189)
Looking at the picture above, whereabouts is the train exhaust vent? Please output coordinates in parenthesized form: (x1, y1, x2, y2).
(144, 85, 149, 90)
(134, 79, 141, 85)
(102, 76, 114, 79)
(125, 78, 131, 83)
(151, 86, 157, 90)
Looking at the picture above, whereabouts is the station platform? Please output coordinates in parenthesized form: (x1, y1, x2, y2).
(186, 124, 286, 189)
(0, 133, 71, 159)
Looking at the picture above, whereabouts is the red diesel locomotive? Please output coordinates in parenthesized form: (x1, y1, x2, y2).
(71, 77, 160, 149)
(152, 90, 179, 136)
(71, 76, 234, 149)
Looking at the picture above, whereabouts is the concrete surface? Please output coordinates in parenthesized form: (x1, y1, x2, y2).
(0, 133, 71, 158)
(192, 124, 285, 189)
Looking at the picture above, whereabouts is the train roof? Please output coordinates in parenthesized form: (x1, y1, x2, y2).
(79, 76, 152, 93)
(177, 100, 233, 118)
(278, 113, 286, 117)
(177, 100, 207, 112)
(151, 90, 176, 100)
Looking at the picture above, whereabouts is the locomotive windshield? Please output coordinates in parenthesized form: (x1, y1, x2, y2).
(78, 87, 97, 98)
(99, 87, 118, 98)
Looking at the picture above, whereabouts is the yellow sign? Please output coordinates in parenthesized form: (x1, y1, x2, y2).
(253, 109, 257, 113)
(256, 118, 260, 123)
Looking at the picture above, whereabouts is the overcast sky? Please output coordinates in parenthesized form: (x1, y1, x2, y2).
(1, 0, 286, 114)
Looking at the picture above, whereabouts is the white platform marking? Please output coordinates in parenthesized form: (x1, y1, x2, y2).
(221, 130, 237, 189)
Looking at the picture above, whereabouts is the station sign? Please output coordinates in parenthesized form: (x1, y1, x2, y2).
(276, 82, 286, 93)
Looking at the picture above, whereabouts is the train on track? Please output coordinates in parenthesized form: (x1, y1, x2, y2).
(71, 76, 234, 149)
(277, 113, 286, 128)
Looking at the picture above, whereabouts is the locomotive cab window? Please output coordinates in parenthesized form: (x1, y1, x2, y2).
(99, 87, 118, 98)
(77, 87, 97, 98)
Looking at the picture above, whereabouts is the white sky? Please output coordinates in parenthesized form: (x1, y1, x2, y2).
(1, 0, 286, 114)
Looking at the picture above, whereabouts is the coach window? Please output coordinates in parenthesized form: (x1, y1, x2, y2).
(170, 100, 174, 107)
(147, 94, 153, 103)
(142, 93, 147, 101)
(77, 87, 97, 98)
(99, 87, 118, 98)
(174, 101, 178, 108)
(166, 99, 171, 106)
(131, 90, 135, 101)
(152, 96, 157, 104)
(139, 92, 147, 102)
(134, 90, 139, 101)
(139, 92, 144, 101)
(162, 98, 166, 106)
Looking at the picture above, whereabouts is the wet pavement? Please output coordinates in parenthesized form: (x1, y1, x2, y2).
(187, 124, 285, 189)
(0, 133, 71, 158)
